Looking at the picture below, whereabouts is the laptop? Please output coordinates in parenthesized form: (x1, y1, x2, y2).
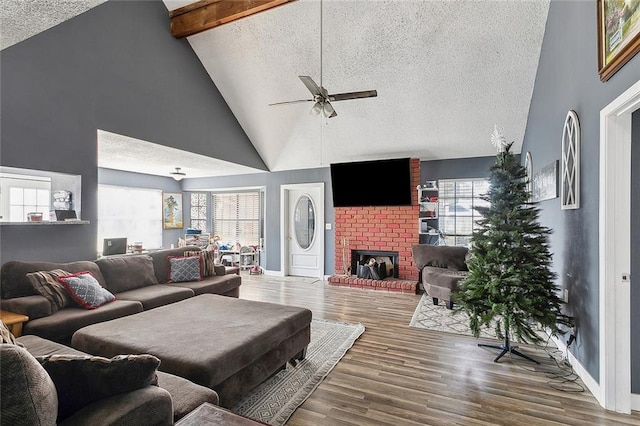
(103, 238, 127, 256)
(55, 210, 77, 221)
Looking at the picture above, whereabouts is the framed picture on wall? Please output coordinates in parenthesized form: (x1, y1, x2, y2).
(532, 160, 558, 202)
(162, 192, 183, 229)
(597, 0, 640, 81)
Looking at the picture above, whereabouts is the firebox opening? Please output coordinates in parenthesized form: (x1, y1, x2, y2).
(351, 250, 399, 279)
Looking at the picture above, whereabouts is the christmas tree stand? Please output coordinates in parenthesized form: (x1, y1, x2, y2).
(478, 335, 539, 364)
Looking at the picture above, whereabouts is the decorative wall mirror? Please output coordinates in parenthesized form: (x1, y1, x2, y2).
(294, 195, 315, 249)
(561, 110, 580, 210)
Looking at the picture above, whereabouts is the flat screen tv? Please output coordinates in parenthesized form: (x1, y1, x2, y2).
(103, 237, 127, 256)
(330, 158, 412, 207)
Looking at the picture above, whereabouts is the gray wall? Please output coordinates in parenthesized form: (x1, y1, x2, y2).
(98, 168, 185, 249)
(183, 168, 335, 274)
(419, 156, 499, 244)
(523, 0, 640, 384)
(420, 156, 499, 182)
(181, 158, 497, 274)
(632, 111, 639, 393)
(0, 1, 265, 264)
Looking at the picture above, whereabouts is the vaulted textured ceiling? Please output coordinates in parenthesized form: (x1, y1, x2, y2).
(2, 0, 550, 176)
(165, 0, 550, 172)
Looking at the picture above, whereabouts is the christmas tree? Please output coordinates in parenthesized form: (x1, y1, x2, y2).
(455, 126, 572, 363)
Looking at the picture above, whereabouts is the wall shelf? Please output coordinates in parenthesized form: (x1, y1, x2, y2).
(417, 185, 440, 245)
(0, 221, 90, 226)
(417, 186, 439, 221)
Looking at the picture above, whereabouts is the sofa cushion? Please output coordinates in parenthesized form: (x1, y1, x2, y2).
(0, 344, 58, 426)
(1, 260, 106, 299)
(57, 271, 116, 309)
(171, 274, 241, 296)
(18, 334, 218, 423)
(37, 353, 160, 422)
(27, 269, 74, 312)
(412, 245, 469, 271)
(214, 264, 227, 276)
(423, 267, 469, 290)
(23, 300, 143, 343)
(169, 256, 202, 283)
(96, 255, 158, 293)
(156, 370, 219, 420)
(114, 284, 194, 310)
(0, 295, 52, 320)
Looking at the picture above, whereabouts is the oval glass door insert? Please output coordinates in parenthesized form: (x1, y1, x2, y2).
(294, 195, 315, 249)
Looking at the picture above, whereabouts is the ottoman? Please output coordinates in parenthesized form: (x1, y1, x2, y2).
(71, 294, 312, 407)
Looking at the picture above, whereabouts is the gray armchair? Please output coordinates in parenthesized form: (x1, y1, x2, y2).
(412, 245, 469, 309)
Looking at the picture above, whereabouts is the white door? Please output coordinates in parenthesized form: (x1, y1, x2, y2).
(283, 184, 324, 279)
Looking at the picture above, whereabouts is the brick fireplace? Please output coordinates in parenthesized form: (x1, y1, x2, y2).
(328, 158, 420, 293)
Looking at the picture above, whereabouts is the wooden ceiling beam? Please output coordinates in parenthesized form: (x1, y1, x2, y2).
(170, 0, 297, 38)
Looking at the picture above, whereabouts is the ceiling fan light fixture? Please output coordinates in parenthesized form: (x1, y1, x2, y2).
(310, 101, 323, 116)
(322, 101, 336, 118)
(170, 167, 186, 181)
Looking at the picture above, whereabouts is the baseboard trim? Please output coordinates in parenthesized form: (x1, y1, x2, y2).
(262, 269, 284, 277)
(631, 393, 640, 411)
(551, 336, 602, 405)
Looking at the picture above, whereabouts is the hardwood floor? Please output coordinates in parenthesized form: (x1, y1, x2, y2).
(238, 273, 640, 426)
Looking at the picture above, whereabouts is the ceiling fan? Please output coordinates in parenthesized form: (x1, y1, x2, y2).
(268, 0, 377, 118)
(269, 76, 377, 118)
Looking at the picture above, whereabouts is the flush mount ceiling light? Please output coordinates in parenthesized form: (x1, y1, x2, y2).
(170, 167, 186, 181)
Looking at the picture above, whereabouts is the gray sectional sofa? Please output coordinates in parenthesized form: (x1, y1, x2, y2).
(0, 246, 241, 344)
(1, 245, 312, 424)
(3, 334, 219, 424)
(0, 246, 238, 424)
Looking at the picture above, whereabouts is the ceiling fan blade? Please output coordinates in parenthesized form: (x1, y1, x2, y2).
(268, 98, 314, 106)
(299, 76, 323, 97)
(328, 90, 378, 102)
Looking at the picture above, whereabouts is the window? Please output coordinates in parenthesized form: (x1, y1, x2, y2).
(212, 192, 260, 246)
(1, 167, 82, 223)
(98, 185, 163, 253)
(190, 193, 208, 231)
(0, 174, 52, 222)
(438, 179, 489, 247)
(9, 187, 51, 222)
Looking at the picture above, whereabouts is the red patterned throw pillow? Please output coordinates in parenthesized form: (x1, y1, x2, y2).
(56, 271, 116, 310)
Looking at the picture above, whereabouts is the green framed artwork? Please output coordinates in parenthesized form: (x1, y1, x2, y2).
(597, 0, 640, 81)
(162, 192, 183, 229)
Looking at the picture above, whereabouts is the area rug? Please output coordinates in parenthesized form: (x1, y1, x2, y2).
(409, 293, 498, 339)
(232, 319, 365, 425)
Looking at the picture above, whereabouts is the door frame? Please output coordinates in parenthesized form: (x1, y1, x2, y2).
(599, 79, 640, 413)
(280, 182, 325, 279)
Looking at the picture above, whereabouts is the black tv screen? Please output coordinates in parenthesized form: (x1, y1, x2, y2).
(330, 158, 412, 207)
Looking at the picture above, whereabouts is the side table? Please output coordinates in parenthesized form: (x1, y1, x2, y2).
(176, 403, 268, 426)
(0, 310, 29, 337)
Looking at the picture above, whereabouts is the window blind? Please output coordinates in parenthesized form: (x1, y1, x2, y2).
(438, 178, 489, 246)
(212, 192, 260, 246)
